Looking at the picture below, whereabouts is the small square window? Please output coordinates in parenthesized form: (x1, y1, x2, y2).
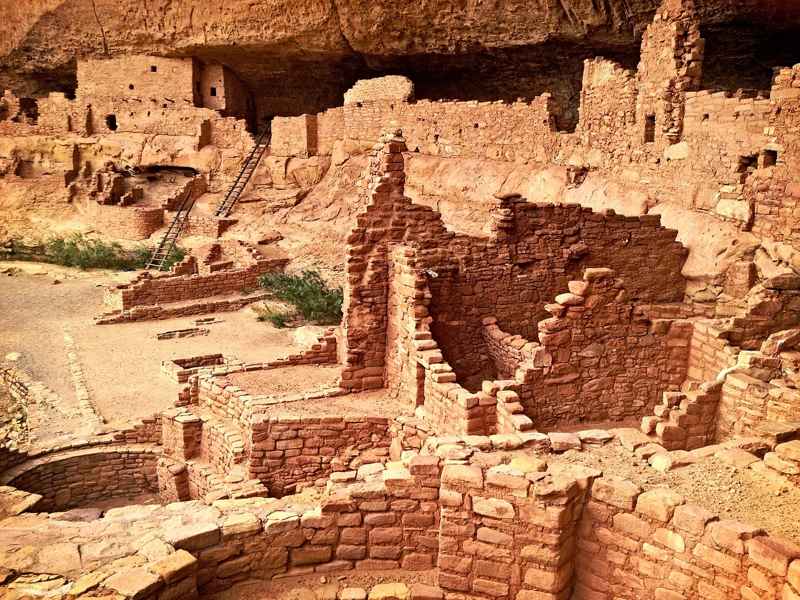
(150, 65, 157, 73)
(210, 87, 217, 97)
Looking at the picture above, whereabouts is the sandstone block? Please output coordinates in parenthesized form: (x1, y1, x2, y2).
(167, 522, 220, 551)
(636, 488, 684, 522)
(104, 567, 163, 599)
(473, 496, 515, 520)
(592, 477, 642, 510)
(151, 550, 197, 584)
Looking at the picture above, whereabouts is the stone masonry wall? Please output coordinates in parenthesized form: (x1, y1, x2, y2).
(576, 476, 800, 600)
(747, 65, 800, 247)
(107, 255, 287, 311)
(426, 199, 688, 388)
(248, 416, 391, 497)
(343, 76, 414, 105)
(438, 461, 593, 600)
(5, 445, 159, 511)
(577, 58, 638, 153)
(635, 0, 703, 148)
(90, 204, 164, 240)
(77, 56, 199, 106)
(341, 131, 453, 393)
(505, 269, 692, 428)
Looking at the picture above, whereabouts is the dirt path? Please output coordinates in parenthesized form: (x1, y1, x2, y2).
(0, 263, 309, 438)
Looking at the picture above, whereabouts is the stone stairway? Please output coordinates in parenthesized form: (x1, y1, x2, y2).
(641, 382, 721, 450)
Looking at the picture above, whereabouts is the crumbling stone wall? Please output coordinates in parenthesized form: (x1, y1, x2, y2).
(635, 0, 703, 147)
(340, 132, 452, 392)
(577, 58, 637, 152)
(747, 64, 800, 247)
(503, 269, 691, 428)
(104, 247, 288, 311)
(425, 199, 688, 388)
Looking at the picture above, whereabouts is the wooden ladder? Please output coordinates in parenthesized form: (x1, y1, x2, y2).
(145, 185, 196, 271)
(213, 128, 271, 218)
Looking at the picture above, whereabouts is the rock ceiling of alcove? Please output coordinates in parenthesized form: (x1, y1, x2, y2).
(2, 0, 800, 97)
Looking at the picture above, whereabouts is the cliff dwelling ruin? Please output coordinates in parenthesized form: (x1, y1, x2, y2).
(2, 0, 800, 599)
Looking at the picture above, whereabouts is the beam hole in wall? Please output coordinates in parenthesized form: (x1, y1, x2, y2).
(128, 84, 134, 90)
(644, 114, 656, 143)
(738, 154, 758, 174)
(105, 114, 118, 131)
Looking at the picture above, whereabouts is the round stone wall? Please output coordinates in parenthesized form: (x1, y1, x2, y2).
(4, 446, 160, 511)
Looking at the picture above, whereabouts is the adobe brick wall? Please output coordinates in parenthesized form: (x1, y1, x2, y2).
(4, 445, 159, 511)
(576, 477, 800, 600)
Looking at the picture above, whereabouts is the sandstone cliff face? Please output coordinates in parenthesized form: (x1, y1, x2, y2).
(3, 0, 799, 117)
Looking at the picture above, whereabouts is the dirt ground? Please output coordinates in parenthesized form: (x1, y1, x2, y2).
(550, 443, 800, 541)
(226, 365, 341, 397)
(0, 262, 306, 437)
(255, 390, 407, 419)
(207, 569, 437, 600)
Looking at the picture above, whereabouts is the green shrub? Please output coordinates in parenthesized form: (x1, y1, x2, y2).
(9, 234, 185, 271)
(259, 270, 343, 325)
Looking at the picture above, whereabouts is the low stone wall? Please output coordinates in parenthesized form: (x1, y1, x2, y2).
(3, 445, 160, 511)
(96, 291, 271, 324)
(108, 258, 287, 312)
(162, 353, 226, 383)
(482, 319, 538, 379)
(438, 460, 593, 599)
(112, 413, 163, 444)
(249, 415, 391, 496)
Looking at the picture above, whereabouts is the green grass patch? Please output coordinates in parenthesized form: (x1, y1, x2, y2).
(6, 234, 185, 271)
(259, 270, 343, 325)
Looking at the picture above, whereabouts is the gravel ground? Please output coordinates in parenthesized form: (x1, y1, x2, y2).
(551, 442, 800, 541)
